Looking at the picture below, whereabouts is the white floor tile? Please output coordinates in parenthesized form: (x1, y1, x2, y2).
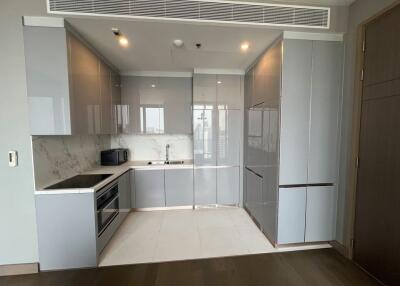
(99, 207, 278, 267)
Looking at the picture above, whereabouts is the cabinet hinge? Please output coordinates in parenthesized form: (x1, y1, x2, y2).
(350, 238, 355, 249)
(360, 69, 364, 81)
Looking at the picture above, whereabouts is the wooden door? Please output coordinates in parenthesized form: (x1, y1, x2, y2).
(354, 4, 400, 285)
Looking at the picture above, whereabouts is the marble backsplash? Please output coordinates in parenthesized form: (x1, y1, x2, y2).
(111, 134, 193, 162)
(31, 135, 110, 189)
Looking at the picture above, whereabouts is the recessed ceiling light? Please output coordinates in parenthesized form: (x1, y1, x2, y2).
(217, 81, 222, 84)
(241, 42, 250, 52)
(119, 36, 129, 48)
(151, 84, 156, 88)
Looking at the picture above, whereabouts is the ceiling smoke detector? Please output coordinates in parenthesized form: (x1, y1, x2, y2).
(173, 39, 184, 48)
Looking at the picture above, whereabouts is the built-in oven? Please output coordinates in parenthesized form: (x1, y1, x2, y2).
(97, 183, 119, 237)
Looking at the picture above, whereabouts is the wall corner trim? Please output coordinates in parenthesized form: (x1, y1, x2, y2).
(23, 16, 65, 28)
(283, 31, 344, 42)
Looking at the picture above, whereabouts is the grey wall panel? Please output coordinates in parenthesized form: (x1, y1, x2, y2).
(308, 41, 343, 184)
(165, 169, 194, 207)
(305, 186, 335, 242)
(23, 26, 72, 135)
(194, 167, 217, 205)
(280, 39, 312, 185)
(217, 167, 239, 205)
(35, 193, 97, 270)
(135, 169, 165, 208)
(277, 188, 306, 244)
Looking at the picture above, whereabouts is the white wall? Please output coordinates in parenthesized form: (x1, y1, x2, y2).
(0, 0, 47, 265)
(336, 0, 398, 245)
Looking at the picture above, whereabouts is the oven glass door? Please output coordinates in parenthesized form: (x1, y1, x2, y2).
(97, 184, 119, 236)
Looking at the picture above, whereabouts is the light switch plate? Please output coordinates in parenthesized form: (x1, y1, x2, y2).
(8, 151, 18, 167)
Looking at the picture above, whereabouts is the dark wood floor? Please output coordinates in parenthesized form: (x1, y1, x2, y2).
(0, 249, 380, 286)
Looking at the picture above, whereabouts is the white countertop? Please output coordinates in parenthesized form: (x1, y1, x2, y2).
(35, 161, 193, 195)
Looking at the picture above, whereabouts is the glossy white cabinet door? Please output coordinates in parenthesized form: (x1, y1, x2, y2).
(305, 186, 335, 242)
(194, 167, 217, 205)
(217, 167, 239, 205)
(165, 169, 194, 207)
(279, 39, 313, 185)
(308, 41, 343, 184)
(277, 187, 306, 244)
(135, 169, 165, 208)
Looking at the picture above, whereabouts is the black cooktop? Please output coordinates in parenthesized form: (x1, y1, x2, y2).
(44, 174, 112, 190)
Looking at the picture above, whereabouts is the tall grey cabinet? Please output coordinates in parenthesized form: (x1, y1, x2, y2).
(244, 36, 343, 246)
(193, 74, 243, 206)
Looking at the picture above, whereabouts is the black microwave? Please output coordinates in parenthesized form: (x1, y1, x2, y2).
(101, 149, 128, 166)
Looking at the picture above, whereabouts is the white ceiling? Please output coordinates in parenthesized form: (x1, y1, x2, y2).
(67, 18, 282, 73)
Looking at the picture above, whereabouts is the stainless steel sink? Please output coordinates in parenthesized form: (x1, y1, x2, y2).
(147, 160, 185, 165)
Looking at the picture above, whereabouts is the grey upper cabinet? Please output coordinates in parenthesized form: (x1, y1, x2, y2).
(111, 71, 122, 134)
(280, 39, 313, 185)
(135, 169, 165, 208)
(69, 33, 101, 135)
(165, 169, 194, 207)
(193, 74, 217, 108)
(24, 26, 72, 135)
(308, 41, 343, 184)
(244, 67, 254, 109)
(216, 75, 242, 110)
(121, 76, 192, 134)
(99, 60, 113, 135)
(24, 24, 119, 135)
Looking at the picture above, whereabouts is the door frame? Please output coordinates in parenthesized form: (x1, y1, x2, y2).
(345, 1, 400, 260)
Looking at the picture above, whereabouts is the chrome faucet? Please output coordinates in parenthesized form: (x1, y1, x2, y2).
(166, 144, 170, 163)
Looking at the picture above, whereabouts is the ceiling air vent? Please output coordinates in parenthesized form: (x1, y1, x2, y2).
(47, 0, 330, 29)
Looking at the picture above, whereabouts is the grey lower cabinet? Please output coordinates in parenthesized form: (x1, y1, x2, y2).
(194, 168, 217, 205)
(118, 171, 131, 222)
(130, 170, 136, 208)
(135, 169, 165, 208)
(277, 188, 307, 244)
(277, 186, 335, 245)
(245, 168, 263, 226)
(35, 192, 97, 270)
(217, 167, 239, 205)
(165, 169, 194, 207)
(305, 186, 335, 242)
